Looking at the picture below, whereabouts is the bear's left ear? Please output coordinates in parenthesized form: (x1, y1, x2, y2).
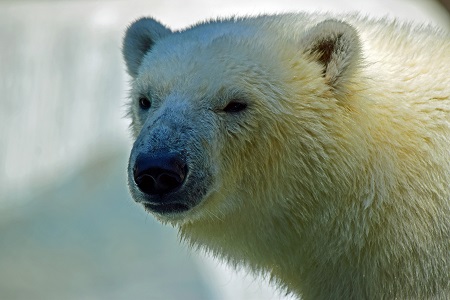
(302, 20, 361, 89)
(122, 17, 172, 78)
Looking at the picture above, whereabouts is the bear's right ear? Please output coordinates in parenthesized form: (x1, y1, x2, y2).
(122, 17, 172, 78)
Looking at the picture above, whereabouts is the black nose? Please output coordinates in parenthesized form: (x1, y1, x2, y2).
(133, 153, 187, 195)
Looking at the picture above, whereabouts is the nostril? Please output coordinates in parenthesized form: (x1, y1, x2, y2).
(157, 172, 183, 190)
(133, 154, 187, 196)
(135, 173, 158, 195)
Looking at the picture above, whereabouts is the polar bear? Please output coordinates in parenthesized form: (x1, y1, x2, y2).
(122, 13, 450, 299)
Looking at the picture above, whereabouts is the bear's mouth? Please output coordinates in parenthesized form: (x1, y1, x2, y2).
(142, 202, 191, 214)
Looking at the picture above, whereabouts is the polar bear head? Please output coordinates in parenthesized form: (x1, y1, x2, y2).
(123, 16, 361, 224)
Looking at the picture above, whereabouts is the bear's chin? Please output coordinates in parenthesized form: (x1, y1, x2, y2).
(143, 201, 208, 225)
(140, 189, 223, 225)
(142, 202, 191, 215)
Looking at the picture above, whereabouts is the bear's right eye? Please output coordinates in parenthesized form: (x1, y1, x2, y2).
(223, 101, 248, 113)
(138, 96, 151, 110)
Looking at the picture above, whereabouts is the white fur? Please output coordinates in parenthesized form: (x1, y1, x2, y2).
(123, 13, 450, 299)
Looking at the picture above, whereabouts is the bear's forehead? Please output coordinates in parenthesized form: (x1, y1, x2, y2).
(148, 21, 260, 62)
(134, 18, 302, 97)
(137, 23, 275, 85)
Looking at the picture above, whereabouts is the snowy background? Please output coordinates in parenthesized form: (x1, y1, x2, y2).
(0, 0, 448, 299)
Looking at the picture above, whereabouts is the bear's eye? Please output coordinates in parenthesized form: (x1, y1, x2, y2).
(138, 96, 151, 110)
(223, 101, 247, 113)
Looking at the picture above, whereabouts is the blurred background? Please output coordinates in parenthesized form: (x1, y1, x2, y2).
(0, 0, 448, 299)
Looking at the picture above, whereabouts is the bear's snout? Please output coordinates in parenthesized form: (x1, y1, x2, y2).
(133, 152, 187, 196)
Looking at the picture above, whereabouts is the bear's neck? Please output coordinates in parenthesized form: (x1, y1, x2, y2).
(179, 193, 372, 299)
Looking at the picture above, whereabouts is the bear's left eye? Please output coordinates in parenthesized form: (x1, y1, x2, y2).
(223, 101, 247, 113)
(138, 96, 151, 110)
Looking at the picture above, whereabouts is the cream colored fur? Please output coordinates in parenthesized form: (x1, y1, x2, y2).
(123, 13, 450, 299)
